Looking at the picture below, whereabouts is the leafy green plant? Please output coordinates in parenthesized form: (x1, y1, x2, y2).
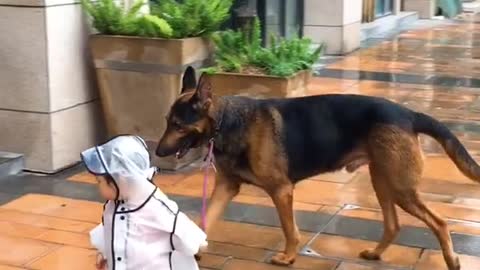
(151, 0, 233, 38)
(204, 18, 324, 77)
(81, 0, 173, 38)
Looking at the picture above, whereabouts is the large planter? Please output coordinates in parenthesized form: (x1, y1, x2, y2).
(204, 70, 312, 98)
(90, 35, 211, 170)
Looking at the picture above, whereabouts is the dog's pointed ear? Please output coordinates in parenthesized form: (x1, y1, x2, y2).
(181, 66, 197, 93)
(193, 74, 212, 110)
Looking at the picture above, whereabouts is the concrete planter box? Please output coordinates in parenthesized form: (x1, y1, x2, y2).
(89, 35, 212, 170)
(204, 70, 312, 98)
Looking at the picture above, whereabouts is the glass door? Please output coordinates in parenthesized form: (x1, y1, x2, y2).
(226, 0, 303, 44)
(258, 0, 303, 45)
(285, 0, 302, 39)
(375, 0, 394, 18)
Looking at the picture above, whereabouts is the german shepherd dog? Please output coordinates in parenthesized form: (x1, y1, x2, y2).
(156, 74, 480, 270)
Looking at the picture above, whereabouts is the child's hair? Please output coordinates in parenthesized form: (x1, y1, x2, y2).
(103, 174, 116, 185)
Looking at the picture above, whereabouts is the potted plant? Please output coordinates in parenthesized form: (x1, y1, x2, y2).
(202, 18, 324, 98)
(81, 0, 232, 170)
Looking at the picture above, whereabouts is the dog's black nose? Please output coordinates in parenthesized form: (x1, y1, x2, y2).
(156, 147, 167, 157)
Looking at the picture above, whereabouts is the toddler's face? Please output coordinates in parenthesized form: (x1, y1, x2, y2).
(96, 176, 117, 200)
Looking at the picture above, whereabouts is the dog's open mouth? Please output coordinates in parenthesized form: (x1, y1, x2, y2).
(175, 146, 190, 159)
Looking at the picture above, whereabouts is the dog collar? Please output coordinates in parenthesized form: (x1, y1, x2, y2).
(212, 101, 226, 140)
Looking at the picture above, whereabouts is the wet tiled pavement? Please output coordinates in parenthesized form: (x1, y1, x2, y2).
(4, 14, 480, 270)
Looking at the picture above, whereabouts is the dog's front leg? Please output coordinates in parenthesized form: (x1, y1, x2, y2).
(203, 172, 240, 235)
(269, 183, 299, 266)
(195, 173, 240, 261)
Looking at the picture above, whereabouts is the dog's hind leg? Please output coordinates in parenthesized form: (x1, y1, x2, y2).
(397, 193, 460, 270)
(364, 125, 460, 270)
(359, 164, 400, 260)
(268, 183, 299, 266)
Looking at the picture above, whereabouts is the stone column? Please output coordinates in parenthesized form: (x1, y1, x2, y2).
(393, 0, 402, 14)
(0, 0, 104, 173)
(303, 0, 363, 55)
(404, 0, 436, 19)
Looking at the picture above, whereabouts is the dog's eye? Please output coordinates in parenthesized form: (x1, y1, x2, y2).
(173, 123, 186, 133)
(176, 126, 186, 133)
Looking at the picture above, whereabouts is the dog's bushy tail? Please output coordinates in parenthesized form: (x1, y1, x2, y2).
(414, 112, 480, 182)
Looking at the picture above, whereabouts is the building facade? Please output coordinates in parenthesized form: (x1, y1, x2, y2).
(227, 0, 460, 55)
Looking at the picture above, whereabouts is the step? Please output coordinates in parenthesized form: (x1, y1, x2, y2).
(0, 152, 24, 178)
(463, 0, 480, 13)
(361, 11, 419, 41)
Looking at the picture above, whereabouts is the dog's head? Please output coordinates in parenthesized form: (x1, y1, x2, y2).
(156, 70, 214, 159)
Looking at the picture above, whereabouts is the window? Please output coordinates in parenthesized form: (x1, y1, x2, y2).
(226, 0, 304, 44)
(375, 0, 394, 18)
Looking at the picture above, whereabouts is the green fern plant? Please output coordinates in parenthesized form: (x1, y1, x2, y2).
(151, 0, 233, 39)
(81, 0, 173, 38)
(205, 17, 324, 77)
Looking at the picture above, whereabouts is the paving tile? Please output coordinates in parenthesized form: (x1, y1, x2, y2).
(415, 250, 480, 270)
(153, 171, 193, 188)
(27, 246, 96, 270)
(0, 209, 96, 233)
(310, 234, 422, 268)
(307, 170, 359, 184)
(206, 242, 268, 262)
(67, 171, 96, 184)
(0, 266, 29, 270)
(452, 197, 480, 208)
(287, 256, 339, 270)
(35, 230, 91, 249)
(0, 234, 58, 267)
(421, 157, 472, 184)
(428, 201, 480, 223)
(295, 179, 381, 209)
(340, 173, 374, 193)
(198, 254, 229, 269)
(206, 220, 315, 253)
(0, 175, 101, 203)
(231, 194, 268, 206)
(1, 194, 102, 223)
(207, 221, 284, 250)
(170, 193, 480, 257)
(167, 170, 216, 197)
(223, 259, 290, 270)
(0, 192, 21, 205)
(449, 220, 480, 235)
(336, 206, 425, 228)
(0, 220, 49, 239)
(336, 262, 396, 269)
(294, 181, 345, 205)
(323, 215, 440, 250)
(223, 258, 337, 270)
(223, 202, 333, 233)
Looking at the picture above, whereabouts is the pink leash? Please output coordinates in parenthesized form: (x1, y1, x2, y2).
(201, 139, 216, 230)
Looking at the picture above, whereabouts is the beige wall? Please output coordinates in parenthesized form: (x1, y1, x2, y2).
(404, 0, 435, 19)
(0, 0, 104, 172)
(303, 0, 362, 55)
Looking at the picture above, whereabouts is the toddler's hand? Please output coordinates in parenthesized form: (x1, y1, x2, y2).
(195, 240, 208, 261)
(199, 240, 208, 253)
(96, 253, 107, 270)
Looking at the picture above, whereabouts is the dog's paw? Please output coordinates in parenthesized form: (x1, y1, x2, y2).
(270, 252, 296, 266)
(448, 256, 461, 270)
(359, 249, 381, 261)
